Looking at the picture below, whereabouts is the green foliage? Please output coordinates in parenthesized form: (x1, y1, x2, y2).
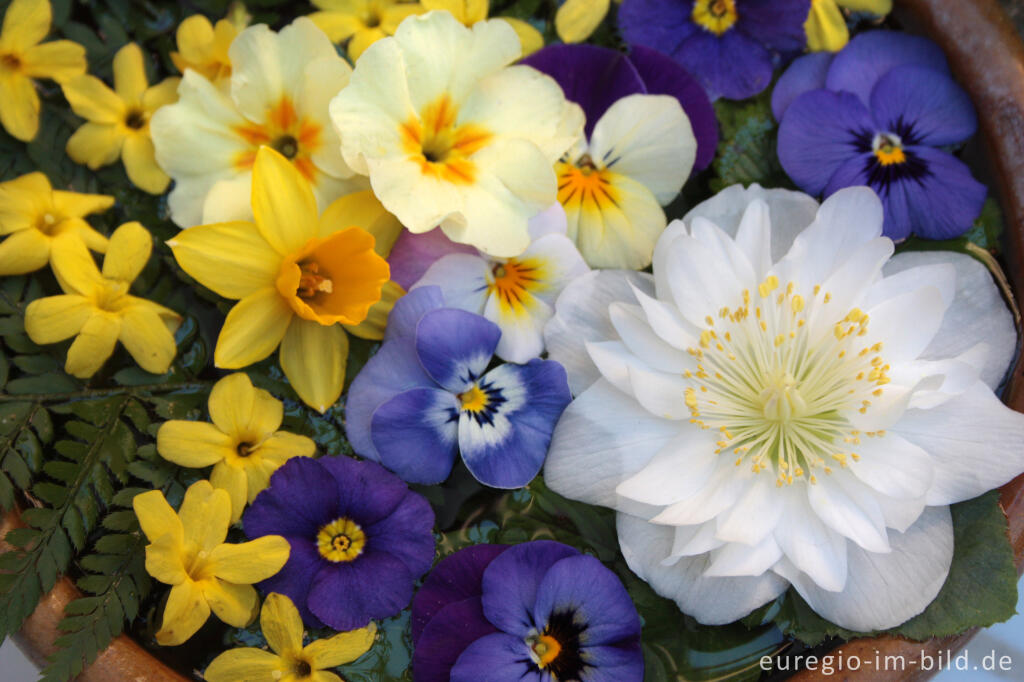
(966, 197, 1006, 253)
(711, 91, 791, 192)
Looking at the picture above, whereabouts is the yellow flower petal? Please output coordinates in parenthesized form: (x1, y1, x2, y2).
(63, 219, 109, 252)
(102, 221, 151, 282)
(318, 190, 402, 257)
(304, 623, 376, 668)
(119, 303, 178, 374)
(308, 10, 363, 43)
(252, 147, 319, 256)
(209, 536, 290, 584)
(421, 0, 488, 24)
(62, 74, 125, 123)
(167, 221, 282, 300)
(343, 280, 404, 341)
(311, 672, 343, 682)
(347, 26, 387, 61)
(132, 489, 185, 544)
(252, 432, 316, 467)
(215, 288, 294, 369)
(173, 14, 214, 63)
(142, 77, 180, 112)
(839, 0, 892, 12)
(259, 593, 304, 657)
(65, 313, 120, 378)
(500, 17, 544, 56)
(21, 40, 86, 82)
(555, 0, 610, 43)
(0, 171, 50, 234)
(806, 0, 849, 52)
(113, 42, 148, 103)
(123, 133, 171, 194)
(144, 533, 188, 585)
(380, 4, 426, 34)
(204, 648, 282, 682)
(66, 122, 124, 169)
(157, 421, 234, 467)
(51, 189, 115, 220)
(208, 372, 284, 440)
(202, 579, 259, 627)
(279, 317, 348, 413)
(50, 232, 104, 295)
(23, 294, 91, 344)
(0, 73, 40, 141)
(178, 480, 231, 552)
(1, 0, 51, 52)
(210, 460, 248, 523)
(0, 228, 50, 275)
(156, 580, 211, 646)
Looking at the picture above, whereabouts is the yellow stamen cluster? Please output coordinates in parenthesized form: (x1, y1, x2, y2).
(316, 517, 366, 563)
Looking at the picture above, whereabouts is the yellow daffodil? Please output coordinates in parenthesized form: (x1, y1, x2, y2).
(555, 0, 620, 44)
(205, 593, 376, 682)
(62, 43, 180, 194)
(24, 222, 181, 378)
(171, 14, 241, 84)
(806, 0, 892, 52)
(157, 373, 316, 522)
(133, 481, 290, 646)
(310, 0, 425, 61)
(421, 0, 544, 55)
(0, 0, 86, 141)
(0, 171, 112, 275)
(168, 147, 391, 413)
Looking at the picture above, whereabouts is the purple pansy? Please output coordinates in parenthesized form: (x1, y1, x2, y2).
(242, 456, 435, 631)
(344, 286, 572, 488)
(411, 541, 644, 682)
(618, 0, 809, 101)
(522, 43, 718, 172)
(775, 30, 987, 240)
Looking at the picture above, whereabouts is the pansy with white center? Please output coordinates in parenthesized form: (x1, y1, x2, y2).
(329, 10, 584, 258)
(543, 184, 1024, 631)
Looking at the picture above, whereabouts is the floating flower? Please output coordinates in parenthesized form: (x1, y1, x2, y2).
(170, 13, 243, 84)
(24, 222, 181, 378)
(618, 0, 809, 101)
(555, 0, 619, 44)
(157, 373, 316, 522)
(420, 0, 544, 55)
(169, 148, 390, 412)
(309, 0, 425, 61)
(411, 541, 643, 682)
(243, 456, 436, 630)
(152, 17, 362, 228)
(542, 184, 1024, 631)
(523, 44, 709, 269)
(204, 592, 376, 682)
(389, 205, 590, 362)
(62, 43, 179, 194)
(806, 0, 892, 52)
(0, 0, 86, 141)
(775, 30, 986, 240)
(0, 171, 112, 275)
(329, 10, 584, 258)
(345, 286, 571, 487)
(133, 480, 290, 646)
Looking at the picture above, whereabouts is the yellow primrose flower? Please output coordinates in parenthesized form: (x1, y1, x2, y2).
(0, 0, 86, 141)
(421, 0, 544, 55)
(0, 171, 112, 275)
(555, 0, 620, 44)
(170, 14, 241, 83)
(133, 480, 290, 646)
(806, 0, 892, 52)
(62, 43, 180, 194)
(310, 0, 425, 61)
(168, 147, 391, 413)
(24, 222, 181, 378)
(157, 373, 316, 522)
(205, 593, 376, 682)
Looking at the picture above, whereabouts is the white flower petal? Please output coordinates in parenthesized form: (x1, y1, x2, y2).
(732, 199, 774, 281)
(299, 57, 354, 179)
(412, 253, 491, 312)
(667, 521, 723, 560)
(849, 431, 934, 500)
(201, 175, 253, 223)
(608, 302, 694, 374)
(688, 216, 758, 289)
(484, 291, 549, 363)
(649, 458, 752, 526)
(630, 284, 701, 350)
(615, 429, 720, 506)
(807, 474, 890, 553)
(705, 535, 783, 578)
(862, 284, 947, 363)
(714, 475, 784, 546)
(626, 364, 690, 421)
(518, 233, 590, 306)
(876, 493, 927, 533)
(586, 340, 647, 396)
(774, 486, 848, 592)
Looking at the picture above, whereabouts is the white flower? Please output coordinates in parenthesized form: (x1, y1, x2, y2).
(412, 204, 590, 362)
(329, 10, 584, 258)
(151, 17, 364, 227)
(543, 184, 1024, 631)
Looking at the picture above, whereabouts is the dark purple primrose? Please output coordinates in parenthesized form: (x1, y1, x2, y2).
(412, 541, 643, 682)
(775, 30, 986, 241)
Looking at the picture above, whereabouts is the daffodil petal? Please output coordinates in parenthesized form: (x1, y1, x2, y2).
(214, 288, 294, 369)
(210, 461, 249, 523)
(123, 134, 170, 194)
(62, 74, 125, 123)
(144, 533, 188, 585)
(0, 228, 50, 275)
(157, 421, 234, 468)
(119, 303, 178, 374)
(204, 648, 282, 682)
(132, 489, 184, 544)
(178, 480, 231, 552)
(555, 0, 610, 43)
(208, 535, 290, 584)
(318, 190, 402, 256)
(156, 580, 210, 646)
(23, 294, 91, 344)
(260, 592, 305, 656)
(203, 579, 259, 628)
(304, 623, 377, 668)
(279, 317, 348, 413)
(167, 221, 281, 300)
(66, 122, 124, 169)
(113, 43, 149, 103)
(65, 313, 120, 378)
(251, 147, 319, 255)
(21, 40, 86, 82)
(102, 221, 151, 282)
(343, 280, 404, 341)
(0, 73, 40, 141)
(208, 372, 284, 438)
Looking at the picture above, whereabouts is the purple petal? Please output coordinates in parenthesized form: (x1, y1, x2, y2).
(388, 229, 477, 291)
(415, 308, 500, 392)
(318, 456, 410, 526)
(777, 89, 873, 195)
(618, 0, 699, 60)
(411, 545, 511, 645)
(450, 633, 540, 682)
(371, 386, 460, 484)
(384, 284, 446, 342)
(480, 541, 579, 636)
(675, 29, 774, 101)
(577, 644, 646, 682)
(243, 457, 339, 539)
(628, 45, 718, 171)
(257, 537, 325, 627)
(521, 44, 645, 139)
(772, 52, 834, 121)
(737, 0, 810, 53)
(364, 487, 436, 577)
(412, 597, 499, 682)
(308, 550, 415, 630)
(825, 30, 949, 107)
(869, 65, 977, 146)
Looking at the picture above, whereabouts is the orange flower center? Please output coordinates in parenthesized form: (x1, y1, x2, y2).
(401, 95, 493, 185)
(234, 97, 323, 181)
(556, 161, 620, 214)
(489, 259, 542, 312)
(531, 634, 562, 668)
(0, 52, 21, 72)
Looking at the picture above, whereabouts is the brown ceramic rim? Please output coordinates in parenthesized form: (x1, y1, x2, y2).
(4, 0, 1024, 680)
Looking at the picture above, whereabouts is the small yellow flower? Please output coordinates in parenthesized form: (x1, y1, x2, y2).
(133, 481, 291, 647)
(0, 171, 112, 275)
(157, 373, 316, 522)
(62, 43, 180, 194)
(204, 593, 376, 682)
(422, 0, 544, 55)
(170, 14, 242, 83)
(555, 0, 621, 44)
(0, 0, 86, 141)
(806, 0, 892, 52)
(24, 222, 181, 378)
(168, 147, 392, 413)
(309, 0, 425, 61)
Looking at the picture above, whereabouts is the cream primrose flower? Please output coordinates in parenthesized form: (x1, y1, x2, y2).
(542, 185, 1024, 631)
(329, 10, 584, 258)
(150, 17, 363, 228)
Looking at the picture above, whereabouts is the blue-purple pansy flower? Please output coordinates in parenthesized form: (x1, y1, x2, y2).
(774, 30, 987, 241)
(411, 541, 644, 682)
(618, 0, 810, 101)
(344, 286, 572, 488)
(242, 455, 435, 631)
